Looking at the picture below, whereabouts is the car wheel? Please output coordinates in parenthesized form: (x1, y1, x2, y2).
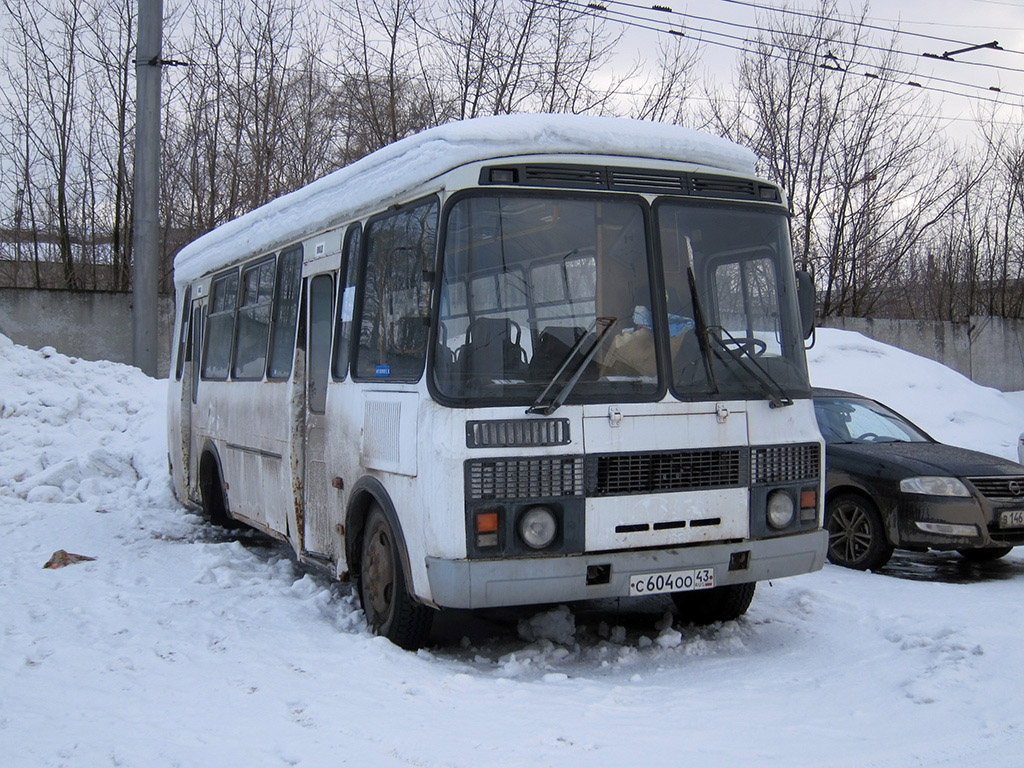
(671, 582, 756, 625)
(825, 493, 894, 571)
(957, 546, 1013, 562)
(359, 504, 433, 650)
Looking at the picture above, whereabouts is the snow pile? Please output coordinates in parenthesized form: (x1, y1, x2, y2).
(809, 328, 1024, 460)
(3, 328, 1024, 767)
(517, 604, 576, 645)
(0, 334, 174, 509)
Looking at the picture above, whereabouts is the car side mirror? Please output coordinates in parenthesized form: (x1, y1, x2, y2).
(796, 270, 815, 340)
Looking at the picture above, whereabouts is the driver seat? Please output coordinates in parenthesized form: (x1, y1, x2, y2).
(455, 317, 529, 382)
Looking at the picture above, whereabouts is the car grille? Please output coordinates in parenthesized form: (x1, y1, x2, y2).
(586, 448, 745, 497)
(987, 524, 1024, 545)
(466, 456, 584, 501)
(967, 476, 1024, 501)
(751, 443, 821, 485)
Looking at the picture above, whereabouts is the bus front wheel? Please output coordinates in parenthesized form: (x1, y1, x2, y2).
(359, 505, 433, 650)
(671, 582, 756, 625)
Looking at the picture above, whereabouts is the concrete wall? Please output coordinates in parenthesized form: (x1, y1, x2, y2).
(2, 288, 1023, 391)
(821, 316, 1024, 392)
(0, 288, 175, 375)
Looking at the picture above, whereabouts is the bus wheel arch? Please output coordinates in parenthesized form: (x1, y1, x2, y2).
(345, 478, 434, 649)
(198, 443, 234, 528)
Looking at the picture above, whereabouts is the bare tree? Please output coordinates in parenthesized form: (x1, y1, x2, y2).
(707, 1, 965, 318)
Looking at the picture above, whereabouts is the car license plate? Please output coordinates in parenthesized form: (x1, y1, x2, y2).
(628, 567, 715, 596)
(999, 509, 1024, 529)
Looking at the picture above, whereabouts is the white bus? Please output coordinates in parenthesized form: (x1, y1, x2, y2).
(168, 114, 827, 649)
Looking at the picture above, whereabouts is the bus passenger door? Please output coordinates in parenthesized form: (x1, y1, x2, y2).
(183, 297, 206, 498)
(303, 273, 334, 558)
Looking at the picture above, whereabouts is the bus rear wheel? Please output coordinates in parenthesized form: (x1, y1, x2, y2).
(359, 505, 433, 650)
(671, 582, 756, 625)
(198, 453, 236, 528)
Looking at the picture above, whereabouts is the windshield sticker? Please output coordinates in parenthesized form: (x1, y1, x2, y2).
(375, 365, 390, 377)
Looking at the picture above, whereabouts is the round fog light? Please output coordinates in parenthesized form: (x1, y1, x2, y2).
(767, 490, 795, 530)
(519, 506, 557, 549)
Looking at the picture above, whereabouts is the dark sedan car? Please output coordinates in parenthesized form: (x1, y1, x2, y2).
(813, 388, 1024, 570)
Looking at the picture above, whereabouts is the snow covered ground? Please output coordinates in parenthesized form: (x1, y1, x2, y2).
(3, 328, 1024, 767)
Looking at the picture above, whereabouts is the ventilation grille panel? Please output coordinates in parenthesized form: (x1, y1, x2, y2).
(610, 169, 687, 193)
(466, 419, 571, 448)
(587, 448, 744, 497)
(363, 400, 401, 465)
(691, 175, 758, 198)
(466, 456, 584, 501)
(523, 166, 605, 188)
(751, 443, 820, 485)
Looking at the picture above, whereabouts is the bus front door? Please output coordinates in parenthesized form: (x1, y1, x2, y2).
(184, 297, 206, 499)
(303, 273, 335, 558)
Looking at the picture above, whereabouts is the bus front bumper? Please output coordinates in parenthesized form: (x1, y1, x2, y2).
(425, 529, 827, 609)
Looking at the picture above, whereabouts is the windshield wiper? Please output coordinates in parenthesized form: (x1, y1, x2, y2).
(706, 327, 793, 408)
(683, 237, 719, 394)
(527, 317, 617, 415)
(681, 236, 791, 408)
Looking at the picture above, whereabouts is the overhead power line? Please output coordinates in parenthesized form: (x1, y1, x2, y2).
(705, 0, 1024, 57)
(599, 0, 1024, 76)
(551, 0, 1024, 106)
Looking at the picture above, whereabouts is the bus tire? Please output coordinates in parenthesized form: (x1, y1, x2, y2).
(671, 582, 756, 625)
(359, 505, 433, 650)
(198, 452, 236, 528)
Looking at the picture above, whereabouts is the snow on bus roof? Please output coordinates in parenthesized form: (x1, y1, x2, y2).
(172, 113, 757, 286)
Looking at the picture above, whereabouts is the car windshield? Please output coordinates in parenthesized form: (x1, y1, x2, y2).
(814, 396, 931, 444)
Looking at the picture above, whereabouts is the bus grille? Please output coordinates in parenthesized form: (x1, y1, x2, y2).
(465, 418, 570, 448)
(466, 456, 584, 501)
(968, 476, 1024, 501)
(751, 443, 820, 485)
(586, 448, 744, 497)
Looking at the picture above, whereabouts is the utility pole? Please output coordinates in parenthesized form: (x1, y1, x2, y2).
(132, 0, 162, 377)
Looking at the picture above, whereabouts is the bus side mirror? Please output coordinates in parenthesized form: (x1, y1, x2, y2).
(796, 270, 815, 340)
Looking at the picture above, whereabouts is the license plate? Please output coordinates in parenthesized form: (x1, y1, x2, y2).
(628, 567, 715, 596)
(999, 509, 1024, 529)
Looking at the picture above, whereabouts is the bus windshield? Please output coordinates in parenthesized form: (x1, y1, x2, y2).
(433, 194, 658, 404)
(658, 200, 811, 400)
(432, 193, 811, 405)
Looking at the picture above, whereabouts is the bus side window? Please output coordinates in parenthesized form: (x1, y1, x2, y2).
(233, 257, 276, 380)
(267, 245, 303, 380)
(354, 198, 438, 381)
(332, 225, 361, 380)
(308, 274, 334, 413)
(202, 270, 239, 380)
(174, 285, 191, 381)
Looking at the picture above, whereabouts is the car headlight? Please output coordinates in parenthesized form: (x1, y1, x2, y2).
(899, 476, 971, 497)
(766, 490, 795, 529)
(519, 506, 558, 549)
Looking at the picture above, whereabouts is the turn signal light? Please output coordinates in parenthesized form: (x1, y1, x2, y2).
(475, 509, 500, 549)
(475, 511, 499, 533)
(800, 488, 818, 522)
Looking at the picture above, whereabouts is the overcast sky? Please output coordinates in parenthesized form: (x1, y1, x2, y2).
(602, 0, 1024, 131)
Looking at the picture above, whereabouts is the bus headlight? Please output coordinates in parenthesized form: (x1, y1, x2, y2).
(767, 490, 795, 529)
(519, 506, 558, 549)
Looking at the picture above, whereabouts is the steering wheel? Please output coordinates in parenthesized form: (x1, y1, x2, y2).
(721, 335, 767, 356)
(855, 432, 880, 443)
